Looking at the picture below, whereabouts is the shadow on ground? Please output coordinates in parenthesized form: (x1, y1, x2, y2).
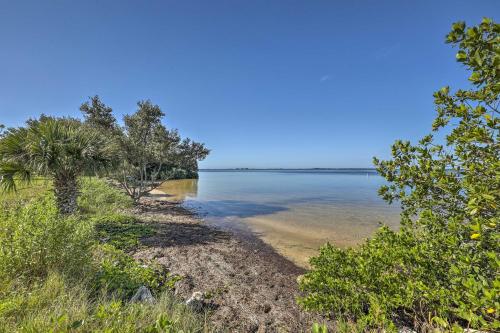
(142, 222, 230, 247)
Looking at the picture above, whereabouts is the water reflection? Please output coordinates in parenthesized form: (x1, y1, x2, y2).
(157, 179, 198, 201)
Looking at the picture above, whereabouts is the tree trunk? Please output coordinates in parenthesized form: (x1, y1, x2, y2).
(53, 175, 79, 214)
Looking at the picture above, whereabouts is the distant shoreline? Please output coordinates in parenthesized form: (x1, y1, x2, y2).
(199, 167, 377, 171)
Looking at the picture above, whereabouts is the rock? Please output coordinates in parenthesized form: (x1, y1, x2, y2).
(130, 286, 154, 303)
(186, 291, 205, 312)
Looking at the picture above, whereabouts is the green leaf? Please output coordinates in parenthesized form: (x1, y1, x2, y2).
(456, 51, 467, 61)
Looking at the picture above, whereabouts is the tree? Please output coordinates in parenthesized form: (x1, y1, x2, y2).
(372, 18, 499, 328)
(0, 117, 117, 214)
(175, 138, 210, 176)
(78, 97, 210, 202)
(80, 95, 117, 131)
(116, 100, 183, 202)
(299, 18, 499, 331)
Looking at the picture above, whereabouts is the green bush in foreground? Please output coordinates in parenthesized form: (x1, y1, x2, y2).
(0, 273, 205, 333)
(299, 18, 499, 331)
(0, 179, 207, 332)
(0, 193, 94, 283)
(93, 244, 181, 300)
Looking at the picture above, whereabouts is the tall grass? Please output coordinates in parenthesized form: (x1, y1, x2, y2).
(0, 273, 206, 333)
(0, 178, 209, 332)
(0, 194, 94, 283)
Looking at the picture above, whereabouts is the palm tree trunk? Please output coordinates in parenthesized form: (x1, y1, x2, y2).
(53, 174, 78, 214)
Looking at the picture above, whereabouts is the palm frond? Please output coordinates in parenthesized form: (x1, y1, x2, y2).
(0, 161, 32, 192)
(0, 117, 118, 188)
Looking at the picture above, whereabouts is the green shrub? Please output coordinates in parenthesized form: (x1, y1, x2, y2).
(0, 193, 94, 283)
(79, 177, 133, 215)
(92, 244, 180, 300)
(0, 273, 206, 333)
(93, 214, 155, 251)
(0, 179, 203, 332)
(299, 19, 499, 332)
(300, 222, 499, 331)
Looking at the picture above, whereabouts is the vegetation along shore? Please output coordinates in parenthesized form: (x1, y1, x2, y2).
(0, 19, 498, 332)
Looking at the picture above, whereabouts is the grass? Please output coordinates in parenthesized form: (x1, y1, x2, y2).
(93, 214, 155, 251)
(0, 273, 207, 333)
(0, 177, 209, 333)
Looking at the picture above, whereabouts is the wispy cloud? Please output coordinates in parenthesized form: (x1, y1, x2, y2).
(320, 75, 331, 82)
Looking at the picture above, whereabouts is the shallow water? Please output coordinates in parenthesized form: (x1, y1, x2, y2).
(158, 170, 400, 267)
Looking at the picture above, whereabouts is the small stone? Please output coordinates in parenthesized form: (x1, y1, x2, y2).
(186, 291, 205, 312)
(130, 286, 154, 303)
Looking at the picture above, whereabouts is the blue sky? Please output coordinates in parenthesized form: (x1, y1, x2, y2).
(0, 1, 498, 168)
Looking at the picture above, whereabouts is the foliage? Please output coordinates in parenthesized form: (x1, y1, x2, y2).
(80, 95, 117, 131)
(118, 100, 181, 201)
(311, 322, 328, 333)
(79, 97, 210, 202)
(79, 177, 133, 215)
(0, 192, 94, 283)
(93, 214, 154, 251)
(92, 244, 180, 300)
(163, 166, 198, 180)
(0, 116, 117, 214)
(0, 273, 206, 333)
(0, 177, 206, 332)
(299, 18, 499, 331)
(172, 138, 211, 176)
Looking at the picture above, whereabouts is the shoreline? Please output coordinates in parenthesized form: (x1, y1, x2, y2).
(133, 193, 330, 332)
(148, 188, 317, 268)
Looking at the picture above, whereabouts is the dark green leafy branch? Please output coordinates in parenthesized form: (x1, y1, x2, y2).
(299, 18, 499, 332)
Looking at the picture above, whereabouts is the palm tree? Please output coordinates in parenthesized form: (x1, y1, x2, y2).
(0, 117, 117, 214)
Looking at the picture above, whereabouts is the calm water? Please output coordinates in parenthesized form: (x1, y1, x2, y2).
(158, 170, 400, 267)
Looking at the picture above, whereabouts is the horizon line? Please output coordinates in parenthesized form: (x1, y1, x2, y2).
(199, 167, 377, 170)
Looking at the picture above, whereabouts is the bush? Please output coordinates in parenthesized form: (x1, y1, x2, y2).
(92, 244, 180, 300)
(0, 273, 205, 333)
(79, 177, 133, 215)
(299, 19, 499, 332)
(0, 179, 205, 332)
(93, 214, 154, 251)
(0, 192, 94, 283)
(300, 222, 499, 331)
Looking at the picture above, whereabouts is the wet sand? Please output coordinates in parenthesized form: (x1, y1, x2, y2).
(241, 204, 399, 267)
